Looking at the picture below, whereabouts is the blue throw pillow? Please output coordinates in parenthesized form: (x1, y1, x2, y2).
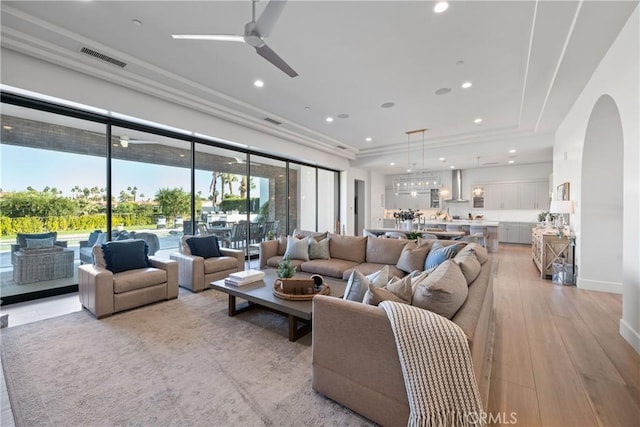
(424, 242, 459, 271)
(102, 239, 152, 274)
(187, 235, 222, 259)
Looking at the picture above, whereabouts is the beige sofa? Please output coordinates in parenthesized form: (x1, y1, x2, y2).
(259, 232, 410, 279)
(311, 254, 495, 427)
(78, 243, 178, 319)
(260, 231, 494, 426)
(171, 235, 245, 292)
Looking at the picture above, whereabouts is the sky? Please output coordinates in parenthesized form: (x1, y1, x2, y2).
(0, 145, 236, 200)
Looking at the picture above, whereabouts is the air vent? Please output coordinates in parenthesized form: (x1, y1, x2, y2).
(482, 162, 500, 166)
(336, 145, 348, 150)
(263, 117, 282, 125)
(79, 47, 127, 68)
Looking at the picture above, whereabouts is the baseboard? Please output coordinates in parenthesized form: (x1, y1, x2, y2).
(0, 284, 78, 305)
(620, 319, 640, 354)
(576, 278, 623, 294)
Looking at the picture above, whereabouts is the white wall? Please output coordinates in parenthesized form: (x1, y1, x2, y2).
(0, 49, 351, 172)
(341, 168, 370, 235)
(554, 6, 639, 352)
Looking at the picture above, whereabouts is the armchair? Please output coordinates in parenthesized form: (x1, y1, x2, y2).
(79, 230, 106, 264)
(78, 239, 178, 318)
(170, 234, 244, 292)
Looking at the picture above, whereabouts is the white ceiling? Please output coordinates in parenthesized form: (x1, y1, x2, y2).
(1, 1, 637, 173)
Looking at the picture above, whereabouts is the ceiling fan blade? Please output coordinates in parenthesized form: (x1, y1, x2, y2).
(254, 0, 287, 38)
(171, 34, 245, 42)
(255, 43, 298, 77)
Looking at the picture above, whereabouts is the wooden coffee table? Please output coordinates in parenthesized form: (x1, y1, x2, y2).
(210, 269, 346, 341)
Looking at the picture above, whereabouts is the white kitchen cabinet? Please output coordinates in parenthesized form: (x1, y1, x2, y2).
(536, 181, 550, 210)
(499, 222, 536, 244)
(385, 189, 397, 209)
(473, 180, 549, 210)
(484, 183, 517, 210)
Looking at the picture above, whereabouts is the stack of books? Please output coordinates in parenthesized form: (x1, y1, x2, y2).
(224, 269, 266, 286)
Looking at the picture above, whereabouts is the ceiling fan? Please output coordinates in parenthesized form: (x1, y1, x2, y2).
(117, 135, 159, 148)
(171, 0, 298, 78)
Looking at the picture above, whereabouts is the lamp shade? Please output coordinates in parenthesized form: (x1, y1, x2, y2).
(549, 200, 574, 214)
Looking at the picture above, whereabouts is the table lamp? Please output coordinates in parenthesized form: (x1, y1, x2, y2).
(549, 200, 574, 229)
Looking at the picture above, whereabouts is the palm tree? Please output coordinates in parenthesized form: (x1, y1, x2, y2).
(209, 171, 219, 205)
(127, 186, 138, 202)
(223, 173, 238, 196)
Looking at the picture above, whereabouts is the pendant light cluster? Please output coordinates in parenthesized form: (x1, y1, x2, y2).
(392, 128, 440, 197)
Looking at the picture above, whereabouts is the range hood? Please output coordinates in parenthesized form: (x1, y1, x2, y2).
(450, 169, 469, 202)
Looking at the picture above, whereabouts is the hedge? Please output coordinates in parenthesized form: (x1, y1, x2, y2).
(0, 214, 155, 236)
(219, 197, 260, 213)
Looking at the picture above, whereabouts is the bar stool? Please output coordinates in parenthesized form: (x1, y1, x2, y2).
(469, 225, 487, 247)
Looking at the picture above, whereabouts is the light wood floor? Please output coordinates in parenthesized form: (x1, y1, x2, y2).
(488, 244, 640, 426)
(1, 247, 639, 426)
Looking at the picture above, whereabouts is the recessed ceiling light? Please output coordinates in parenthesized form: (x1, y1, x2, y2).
(456, 60, 464, 66)
(407, 168, 412, 172)
(509, 149, 516, 153)
(2, 125, 12, 130)
(325, 117, 334, 123)
(508, 160, 515, 164)
(450, 165, 455, 169)
(435, 88, 451, 95)
(112, 143, 118, 147)
(337, 113, 350, 119)
(254, 79, 264, 88)
(439, 157, 445, 161)
(381, 102, 395, 108)
(390, 162, 395, 166)
(179, 154, 185, 157)
(304, 106, 311, 111)
(434, 2, 449, 13)
(365, 137, 372, 142)
(462, 81, 472, 89)
(132, 19, 143, 26)
(474, 118, 483, 124)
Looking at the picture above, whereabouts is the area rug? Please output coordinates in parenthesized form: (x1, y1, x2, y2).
(1, 290, 371, 426)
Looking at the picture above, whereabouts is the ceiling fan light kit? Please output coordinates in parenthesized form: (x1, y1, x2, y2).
(172, 0, 298, 78)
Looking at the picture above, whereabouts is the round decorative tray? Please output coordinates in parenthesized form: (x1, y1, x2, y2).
(272, 278, 330, 301)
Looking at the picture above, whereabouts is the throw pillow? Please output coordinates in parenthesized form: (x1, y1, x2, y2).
(308, 237, 330, 260)
(385, 275, 414, 304)
(454, 251, 482, 284)
(457, 242, 488, 265)
(343, 265, 389, 302)
(187, 235, 222, 259)
(396, 240, 433, 273)
(102, 239, 152, 274)
(362, 276, 412, 306)
(424, 242, 460, 270)
(25, 237, 55, 249)
(283, 236, 309, 261)
(411, 260, 468, 319)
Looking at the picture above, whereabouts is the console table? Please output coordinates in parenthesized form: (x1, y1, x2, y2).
(13, 248, 74, 284)
(531, 229, 574, 279)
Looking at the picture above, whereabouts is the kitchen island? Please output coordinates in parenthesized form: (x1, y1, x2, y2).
(366, 220, 499, 253)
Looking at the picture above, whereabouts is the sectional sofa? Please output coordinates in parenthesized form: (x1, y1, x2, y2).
(259, 231, 495, 426)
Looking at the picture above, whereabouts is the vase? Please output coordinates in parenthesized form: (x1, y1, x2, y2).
(401, 220, 413, 231)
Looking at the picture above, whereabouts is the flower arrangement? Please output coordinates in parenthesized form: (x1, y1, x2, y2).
(393, 209, 422, 221)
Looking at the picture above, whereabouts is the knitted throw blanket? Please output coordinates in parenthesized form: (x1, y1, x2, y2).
(379, 301, 485, 427)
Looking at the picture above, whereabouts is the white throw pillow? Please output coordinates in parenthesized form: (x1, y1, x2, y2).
(343, 265, 389, 302)
(283, 236, 309, 261)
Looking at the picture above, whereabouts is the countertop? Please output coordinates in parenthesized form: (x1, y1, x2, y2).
(420, 220, 500, 227)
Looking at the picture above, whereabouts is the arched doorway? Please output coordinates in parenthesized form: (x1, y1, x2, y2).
(579, 95, 624, 292)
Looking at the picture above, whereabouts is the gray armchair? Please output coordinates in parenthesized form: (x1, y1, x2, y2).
(79, 230, 105, 264)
